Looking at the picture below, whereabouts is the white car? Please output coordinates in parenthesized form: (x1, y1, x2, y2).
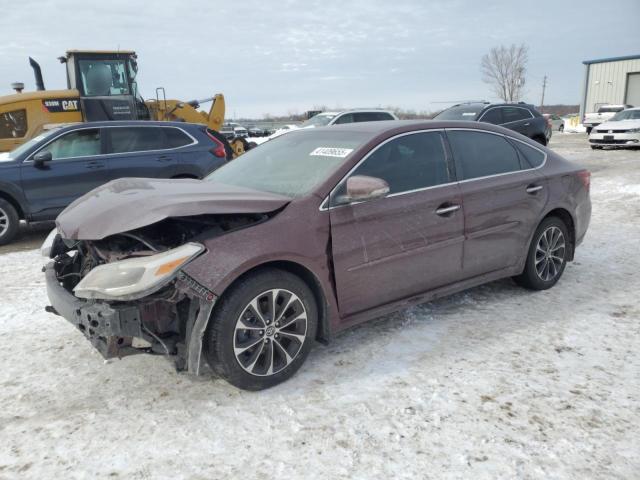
(588, 107, 640, 149)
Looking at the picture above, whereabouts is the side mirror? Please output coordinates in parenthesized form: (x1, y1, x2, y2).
(345, 175, 390, 203)
(33, 151, 52, 167)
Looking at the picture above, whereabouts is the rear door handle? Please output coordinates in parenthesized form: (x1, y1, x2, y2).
(435, 204, 461, 216)
(158, 155, 173, 162)
(524, 122, 531, 126)
(526, 185, 543, 194)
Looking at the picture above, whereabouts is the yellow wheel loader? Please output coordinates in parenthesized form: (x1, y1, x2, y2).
(0, 50, 250, 156)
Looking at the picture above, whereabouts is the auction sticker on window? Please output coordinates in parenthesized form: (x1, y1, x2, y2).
(310, 147, 354, 158)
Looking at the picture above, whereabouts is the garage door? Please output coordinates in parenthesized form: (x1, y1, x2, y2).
(626, 72, 640, 107)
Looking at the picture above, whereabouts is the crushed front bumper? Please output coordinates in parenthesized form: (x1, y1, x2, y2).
(44, 262, 216, 374)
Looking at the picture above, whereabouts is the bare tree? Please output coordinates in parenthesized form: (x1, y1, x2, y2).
(481, 44, 529, 102)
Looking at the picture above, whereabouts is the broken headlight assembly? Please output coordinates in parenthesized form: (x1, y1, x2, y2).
(73, 242, 204, 301)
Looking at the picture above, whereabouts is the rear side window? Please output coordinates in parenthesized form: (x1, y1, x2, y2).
(39, 129, 101, 159)
(479, 108, 502, 124)
(336, 131, 450, 198)
(108, 127, 165, 153)
(163, 128, 192, 148)
(447, 130, 521, 180)
(513, 140, 545, 168)
(0, 109, 27, 139)
(502, 107, 532, 123)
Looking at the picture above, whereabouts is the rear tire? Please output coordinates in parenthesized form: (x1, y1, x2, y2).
(514, 217, 570, 290)
(0, 199, 19, 246)
(204, 268, 318, 390)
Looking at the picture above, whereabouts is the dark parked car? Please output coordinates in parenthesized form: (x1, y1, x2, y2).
(0, 121, 229, 244)
(44, 120, 591, 390)
(434, 102, 550, 145)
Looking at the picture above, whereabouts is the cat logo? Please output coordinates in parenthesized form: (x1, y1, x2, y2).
(62, 100, 79, 111)
(42, 98, 81, 113)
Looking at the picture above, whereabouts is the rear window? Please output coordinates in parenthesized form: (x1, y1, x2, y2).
(164, 127, 192, 148)
(108, 127, 165, 153)
(434, 105, 483, 121)
(0, 109, 27, 139)
(353, 112, 394, 122)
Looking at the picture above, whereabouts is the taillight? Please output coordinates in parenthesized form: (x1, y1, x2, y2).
(577, 170, 591, 192)
(205, 130, 227, 158)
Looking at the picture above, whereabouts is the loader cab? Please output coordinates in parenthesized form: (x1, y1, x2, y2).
(63, 50, 149, 121)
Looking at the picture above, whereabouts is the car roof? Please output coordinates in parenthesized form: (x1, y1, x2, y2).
(55, 120, 204, 132)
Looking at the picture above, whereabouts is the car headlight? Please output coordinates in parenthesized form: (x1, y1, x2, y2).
(627, 128, 640, 133)
(73, 242, 204, 300)
(41, 228, 59, 257)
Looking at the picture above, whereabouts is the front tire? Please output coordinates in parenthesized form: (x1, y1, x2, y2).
(0, 199, 19, 246)
(514, 217, 570, 290)
(204, 269, 318, 390)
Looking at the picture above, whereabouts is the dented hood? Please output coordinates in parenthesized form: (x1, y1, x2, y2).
(56, 178, 291, 240)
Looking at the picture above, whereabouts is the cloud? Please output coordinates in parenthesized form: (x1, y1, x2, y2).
(1, 0, 639, 117)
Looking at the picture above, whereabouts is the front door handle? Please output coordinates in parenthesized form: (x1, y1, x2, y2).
(157, 155, 173, 162)
(526, 185, 543, 194)
(435, 204, 461, 216)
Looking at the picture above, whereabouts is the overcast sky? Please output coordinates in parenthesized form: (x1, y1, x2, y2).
(2, 0, 639, 118)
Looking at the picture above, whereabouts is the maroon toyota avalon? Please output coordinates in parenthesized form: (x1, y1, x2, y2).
(43, 121, 591, 390)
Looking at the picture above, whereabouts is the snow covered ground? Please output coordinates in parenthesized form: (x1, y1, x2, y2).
(0, 134, 639, 479)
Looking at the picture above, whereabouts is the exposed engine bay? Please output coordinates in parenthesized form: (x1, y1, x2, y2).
(48, 213, 269, 371)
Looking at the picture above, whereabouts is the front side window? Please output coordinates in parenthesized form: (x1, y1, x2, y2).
(78, 59, 130, 96)
(502, 107, 532, 123)
(39, 129, 101, 160)
(108, 127, 165, 153)
(447, 130, 521, 180)
(0, 109, 27, 139)
(332, 131, 450, 204)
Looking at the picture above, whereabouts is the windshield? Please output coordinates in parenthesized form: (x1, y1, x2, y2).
(2, 129, 61, 160)
(433, 105, 484, 121)
(302, 114, 336, 127)
(78, 59, 130, 96)
(206, 130, 371, 198)
(609, 109, 640, 121)
(597, 106, 624, 113)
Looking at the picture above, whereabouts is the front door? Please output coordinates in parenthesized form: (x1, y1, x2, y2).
(329, 131, 465, 317)
(446, 129, 549, 277)
(20, 128, 108, 220)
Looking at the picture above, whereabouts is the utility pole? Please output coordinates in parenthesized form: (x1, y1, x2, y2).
(540, 75, 547, 113)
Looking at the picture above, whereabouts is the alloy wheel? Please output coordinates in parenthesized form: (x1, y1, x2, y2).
(233, 289, 308, 376)
(535, 226, 565, 282)
(0, 207, 8, 237)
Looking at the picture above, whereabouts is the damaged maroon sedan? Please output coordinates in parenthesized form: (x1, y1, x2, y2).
(43, 121, 591, 390)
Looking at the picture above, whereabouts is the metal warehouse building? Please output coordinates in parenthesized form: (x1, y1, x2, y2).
(580, 54, 640, 118)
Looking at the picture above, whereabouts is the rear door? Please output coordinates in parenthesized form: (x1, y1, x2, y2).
(445, 129, 548, 277)
(20, 128, 108, 219)
(329, 130, 465, 317)
(104, 126, 177, 180)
